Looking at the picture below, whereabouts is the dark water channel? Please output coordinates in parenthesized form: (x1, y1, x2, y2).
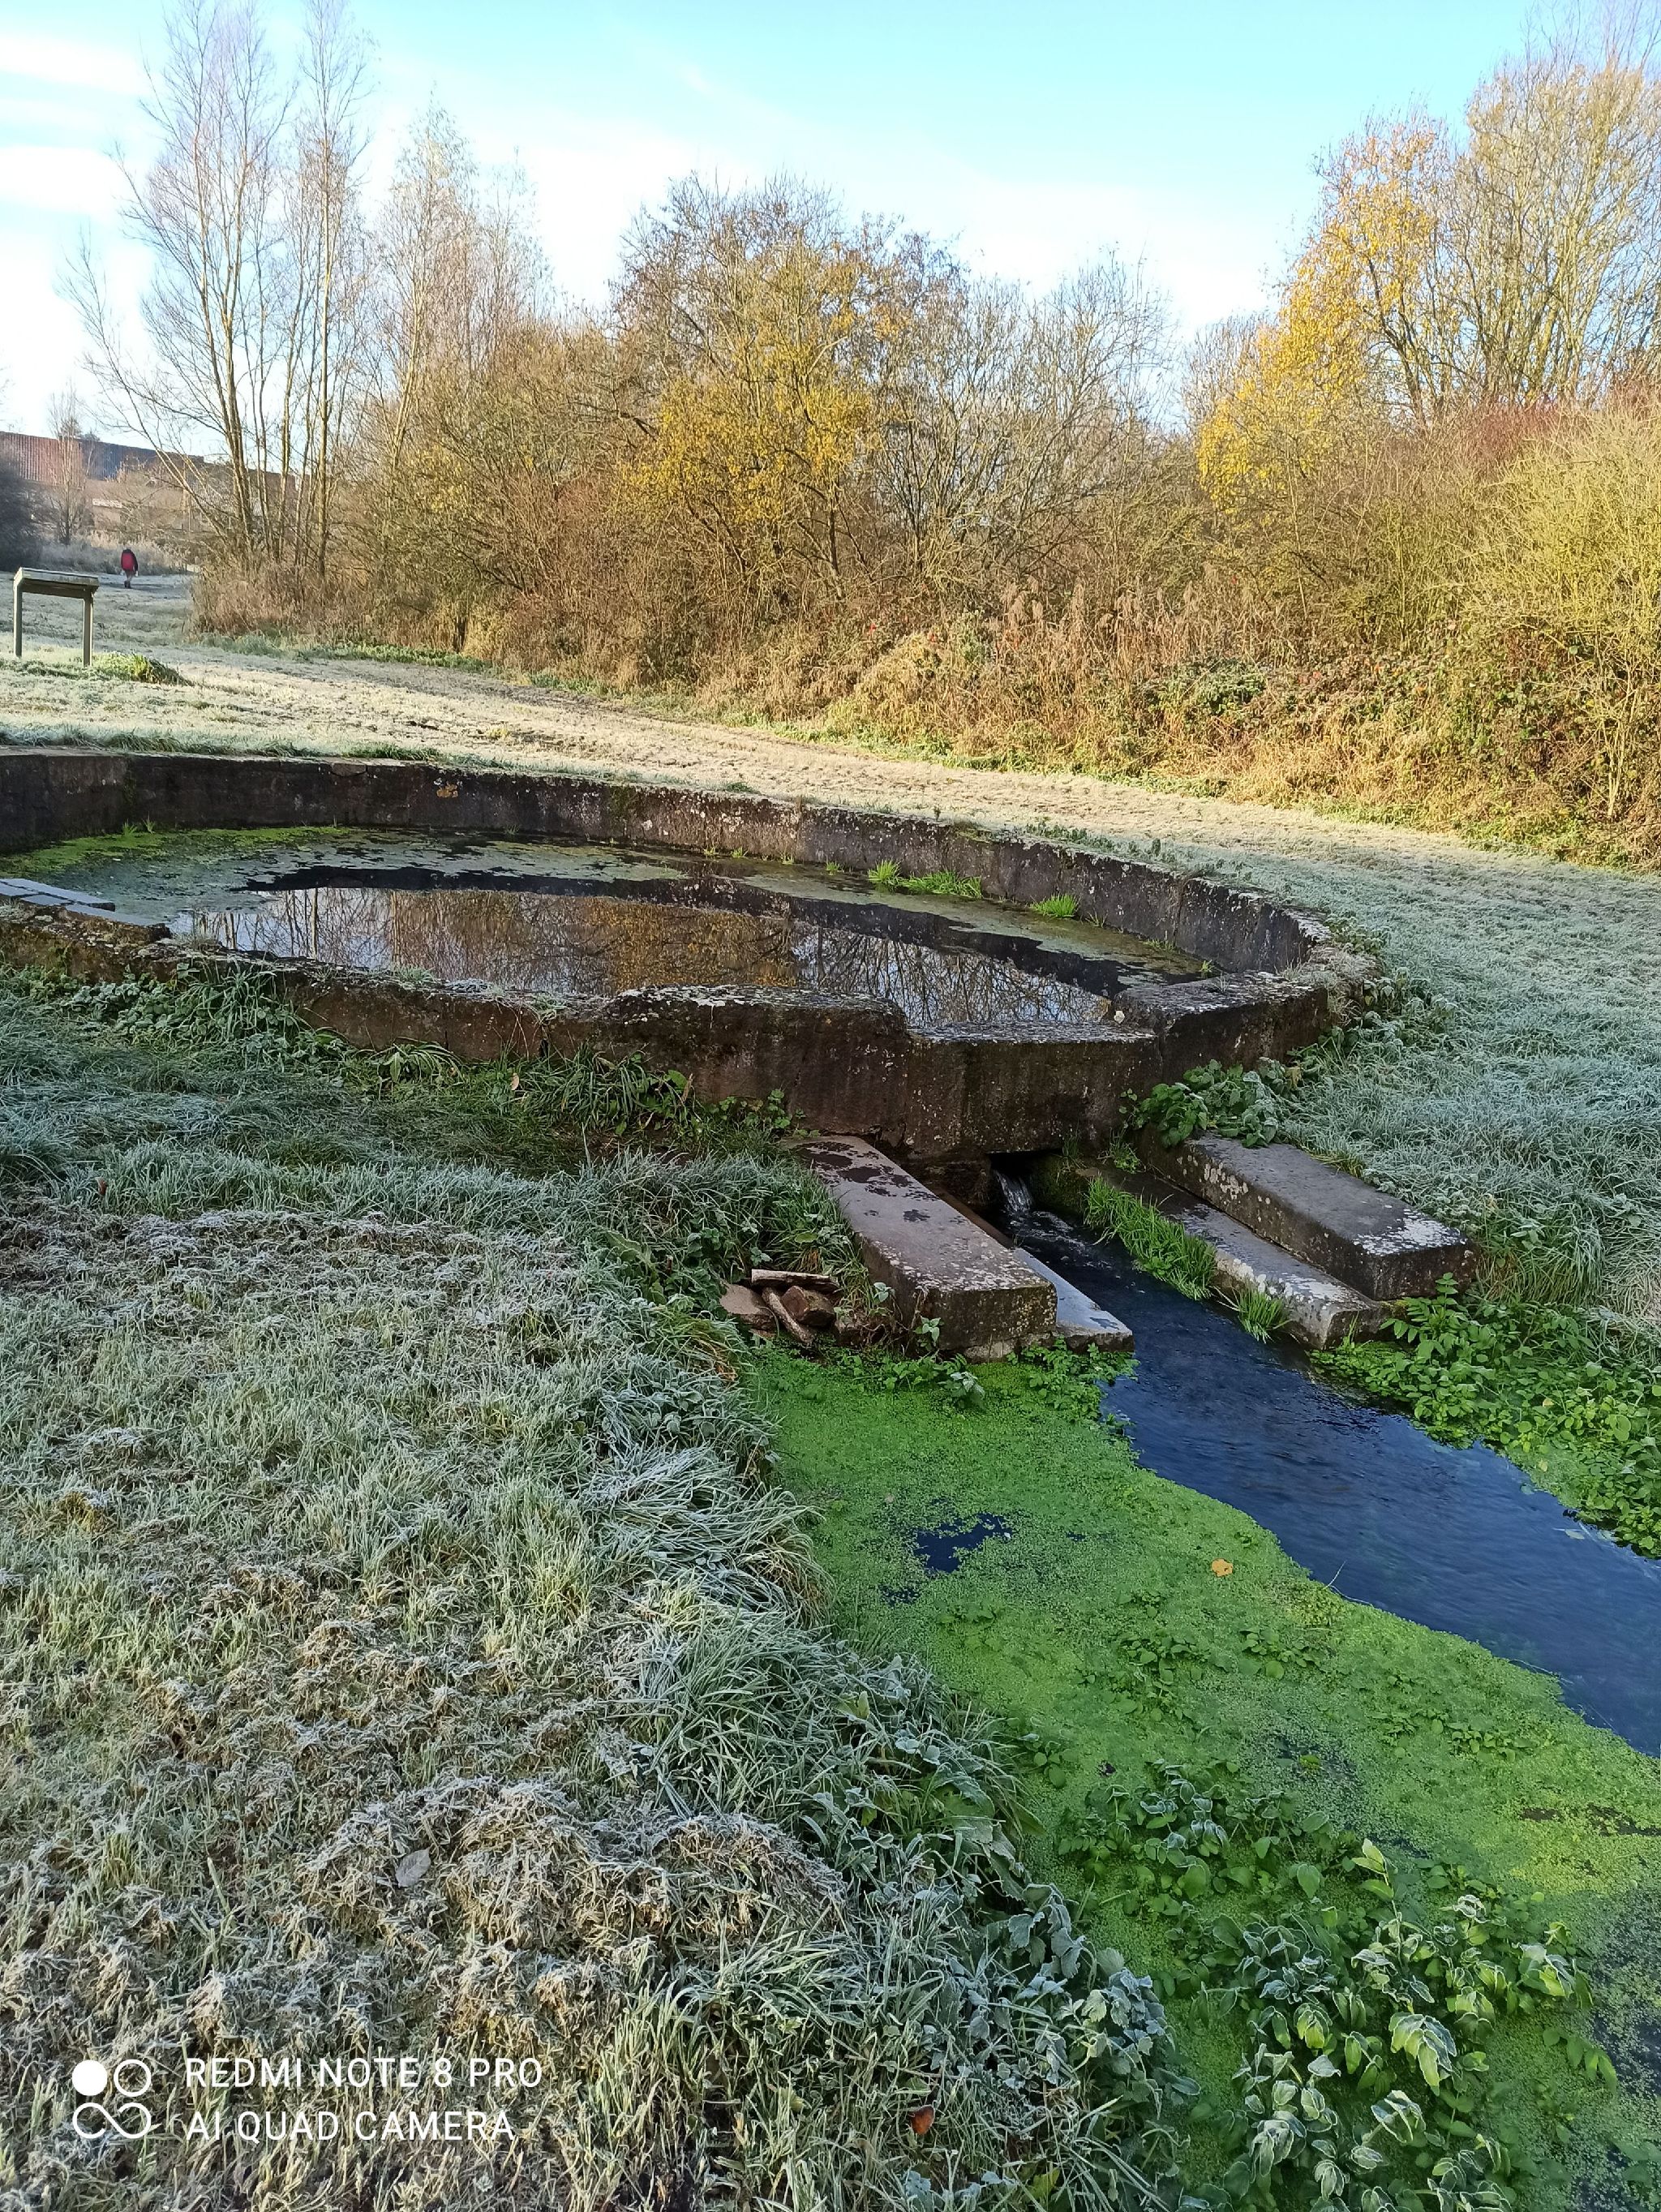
(1009, 1203, 1661, 1755)
(19, 831, 1201, 1030)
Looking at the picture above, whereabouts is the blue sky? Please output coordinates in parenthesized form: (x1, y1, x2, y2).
(1, 1, 1535, 437)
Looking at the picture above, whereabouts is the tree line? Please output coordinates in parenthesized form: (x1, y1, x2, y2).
(71, 2, 1661, 857)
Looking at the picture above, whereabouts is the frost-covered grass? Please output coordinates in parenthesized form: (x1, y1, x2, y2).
(0, 970, 1176, 2210)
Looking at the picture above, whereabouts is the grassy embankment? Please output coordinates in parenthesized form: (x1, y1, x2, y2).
(0, 963, 1178, 2210)
(179, 620, 1661, 870)
(757, 1351, 1661, 2212)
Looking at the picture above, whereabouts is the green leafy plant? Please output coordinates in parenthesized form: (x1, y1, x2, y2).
(1130, 1059, 1289, 1149)
(1060, 1767, 1606, 2212)
(1095, 1600, 1213, 1712)
(1238, 1626, 1331, 1680)
(1011, 1338, 1130, 1415)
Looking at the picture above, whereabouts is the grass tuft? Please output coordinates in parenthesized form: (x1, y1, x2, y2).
(92, 651, 183, 684)
(1084, 1177, 1217, 1301)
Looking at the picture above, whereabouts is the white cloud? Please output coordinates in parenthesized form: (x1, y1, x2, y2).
(0, 144, 125, 217)
(0, 31, 144, 97)
(479, 113, 714, 304)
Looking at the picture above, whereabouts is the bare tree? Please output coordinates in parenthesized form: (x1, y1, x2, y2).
(67, 0, 370, 574)
(278, 0, 370, 575)
(877, 255, 1169, 597)
(1182, 315, 1264, 436)
(46, 386, 92, 544)
(1308, 16, 1661, 424)
(360, 105, 546, 572)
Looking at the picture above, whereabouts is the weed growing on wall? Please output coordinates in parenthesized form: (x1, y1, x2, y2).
(867, 861, 984, 899)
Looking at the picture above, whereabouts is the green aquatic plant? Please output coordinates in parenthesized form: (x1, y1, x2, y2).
(1031, 892, 1080, 921)
(865, 861, 983, 900)
(901, 867, 982, 899)
(1060, 1767, 1606, 2212)
(1084, 1176, 1217, 1299)
(1229, 1285, 1290, 1342)
(762, 1351, 1661, 2212)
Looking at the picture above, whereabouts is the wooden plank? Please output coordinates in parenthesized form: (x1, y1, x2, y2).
(14, 574, 100, 600)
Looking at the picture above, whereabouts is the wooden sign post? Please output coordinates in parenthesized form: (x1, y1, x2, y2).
(13, 569, 100, 666)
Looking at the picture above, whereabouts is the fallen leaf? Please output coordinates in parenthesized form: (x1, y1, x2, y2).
(1210, 1558, 1234, 1577)
(395, 1849, 431, 1888)
(908, 2106, 935, 2137)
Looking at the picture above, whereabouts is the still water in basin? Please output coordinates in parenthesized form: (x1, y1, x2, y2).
(1011, 1205, 1661, 1754)
(16, 830, 1203, 1030)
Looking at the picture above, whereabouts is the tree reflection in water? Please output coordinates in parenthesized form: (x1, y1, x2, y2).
(190, 882, 1124, 1027)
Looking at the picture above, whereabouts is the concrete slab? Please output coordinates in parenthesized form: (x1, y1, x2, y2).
(1016, 1249, 1134, 1354)
(1097, 1165, 1384, 1349)
(922, 1178, 1135, 1355)
(1140, 1134, 1474, 1299)
(0, 876, 115, 909)
(801, 1134, 1056, 1359)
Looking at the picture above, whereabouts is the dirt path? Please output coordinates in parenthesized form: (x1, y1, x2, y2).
(0, 577, 1612, 880)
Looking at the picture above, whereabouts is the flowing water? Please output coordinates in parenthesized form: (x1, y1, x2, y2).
(15, 829, 1201, 1031)
(1003, 1190, 1661, 1754)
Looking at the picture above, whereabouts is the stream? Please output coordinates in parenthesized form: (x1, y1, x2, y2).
(1005, 1196, 1661, 1755)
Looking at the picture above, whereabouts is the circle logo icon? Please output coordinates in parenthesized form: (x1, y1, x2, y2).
(72, 2057, 155, 2141)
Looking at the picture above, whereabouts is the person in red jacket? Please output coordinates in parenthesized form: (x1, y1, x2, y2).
(119, 546, 138, 588)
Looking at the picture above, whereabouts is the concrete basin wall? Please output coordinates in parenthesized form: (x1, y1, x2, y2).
(0, 749, 1370, 1166)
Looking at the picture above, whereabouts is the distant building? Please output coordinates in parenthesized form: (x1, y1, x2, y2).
(0, 428, 194, 555)
(0, 430, 167, 488)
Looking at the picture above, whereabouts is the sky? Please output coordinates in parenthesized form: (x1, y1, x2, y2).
(0, 0, 1539, 440)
